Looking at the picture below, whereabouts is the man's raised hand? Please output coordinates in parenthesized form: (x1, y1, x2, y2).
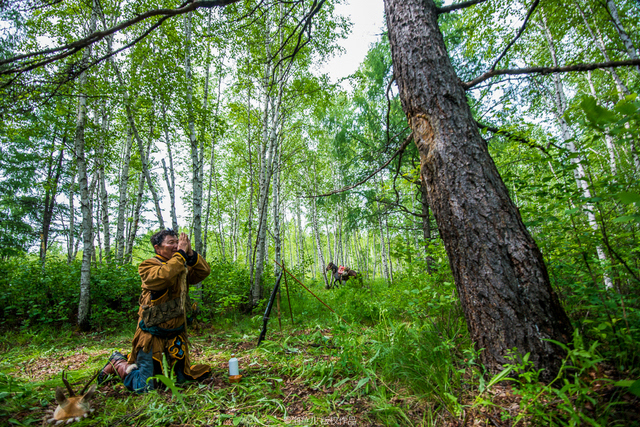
(178, 232, 194, 256)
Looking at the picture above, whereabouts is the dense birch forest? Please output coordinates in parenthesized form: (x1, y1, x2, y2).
(1, 0, 640, 425)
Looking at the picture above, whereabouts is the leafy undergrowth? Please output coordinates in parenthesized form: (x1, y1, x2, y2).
(0, 317, 639, 426)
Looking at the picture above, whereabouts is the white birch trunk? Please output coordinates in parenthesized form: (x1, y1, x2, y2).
(76, 0, 98, 330)
(184, 12, 204, 253)
(115, 127, 133, 264)
(98, 106, 111, 262)
(311, 196, 329, 288)
(161, 104, 179, 231)
(586, 70, 618, 177)
(542, 10, 613, 289)
(273, 148, 282, 277)
(576, 2, 629, 97)
(67, 172, 76, 264)
(605, 0, 640, 75)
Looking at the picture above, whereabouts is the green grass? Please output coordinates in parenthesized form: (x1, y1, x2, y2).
(1, 275, 639, 426)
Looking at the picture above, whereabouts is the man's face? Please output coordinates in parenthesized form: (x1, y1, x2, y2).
(154, 234, 179, 259)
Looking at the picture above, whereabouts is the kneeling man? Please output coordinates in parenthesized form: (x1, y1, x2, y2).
(99, 229, 211, 392)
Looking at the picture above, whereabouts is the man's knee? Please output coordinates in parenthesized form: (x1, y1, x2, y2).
(123, 349, 155, 393)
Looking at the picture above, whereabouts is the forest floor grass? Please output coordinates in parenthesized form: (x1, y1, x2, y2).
(1, 318, 639, 426)
(1, 321, 425, 426)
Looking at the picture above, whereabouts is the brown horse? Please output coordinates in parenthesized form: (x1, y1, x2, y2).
(326, 262, 357, 289)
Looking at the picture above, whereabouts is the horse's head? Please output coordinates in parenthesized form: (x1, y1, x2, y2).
(326, 262, 335, 271)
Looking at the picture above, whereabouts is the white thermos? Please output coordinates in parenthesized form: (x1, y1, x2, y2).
(229, 355, 239, 376)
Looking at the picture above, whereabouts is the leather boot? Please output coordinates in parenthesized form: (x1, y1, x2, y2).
(98, 351, 137, 384)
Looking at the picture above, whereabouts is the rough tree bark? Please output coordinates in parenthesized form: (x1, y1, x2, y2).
(384, 0, 573, 380)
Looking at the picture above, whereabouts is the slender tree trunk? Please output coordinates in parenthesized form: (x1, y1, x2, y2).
(541, 9, 613, 290)
(98, 108, 111, 262)
(384, 0, 572, 380)
(115, 127, 133, 264)
(586, 70, 618, 177)
(161, 104, 179, 231)
(67, 171, 76, 264)
(202, 24, 223, 259)
(377, 209, 390, 282)
(125, 169, 146, 264)
(131, 111, 164, 229)
(185, 11, 204, 253)
(41, 145, 64, 265)
(252, 20, 279, 305)
(324, 220, 333, 264)
(419, 178, 435, 273)
(107, 39, 164, 230)
(246, 80, 255, 272)
(75, 0, 98, 331)
(576, 1, 629, 97)
(273, 149, 282, 277)
(311, 196, 329, 288)
(605, 0, 640, 75)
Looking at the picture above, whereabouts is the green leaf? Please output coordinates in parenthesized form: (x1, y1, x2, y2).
(615, 379, 640, 397)
(614, 101, 638, 116)
(616, 192, 640, 206)
(612, 215, 640, 223)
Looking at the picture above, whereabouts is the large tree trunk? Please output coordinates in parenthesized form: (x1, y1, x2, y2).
(384, 0, 572, 380)
(75, 0, 98, 331)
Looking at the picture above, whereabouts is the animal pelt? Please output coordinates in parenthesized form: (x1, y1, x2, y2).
(45, 372, 97, 425)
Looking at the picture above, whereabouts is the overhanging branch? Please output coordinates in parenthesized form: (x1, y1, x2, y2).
(0, 0, 242, 76)
(476, 121, 559, 155)
(463, 58, 640, 89)
(437, 0, 489, 14)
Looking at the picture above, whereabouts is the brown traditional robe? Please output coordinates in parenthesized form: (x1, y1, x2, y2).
(128, 251, 211, 380)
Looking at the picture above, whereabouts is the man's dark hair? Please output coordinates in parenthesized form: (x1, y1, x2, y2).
(150, 229, 178, 248)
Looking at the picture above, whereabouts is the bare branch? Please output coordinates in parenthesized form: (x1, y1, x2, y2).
(305, 133, 413, 198)
(463, 59, 640, 89)
(273, 0, 326, 69)
(437, 0, 489, 14)
(489, 0, 541, 72)
(476, 121, 559, 155)
(376, 197, 427, 218)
